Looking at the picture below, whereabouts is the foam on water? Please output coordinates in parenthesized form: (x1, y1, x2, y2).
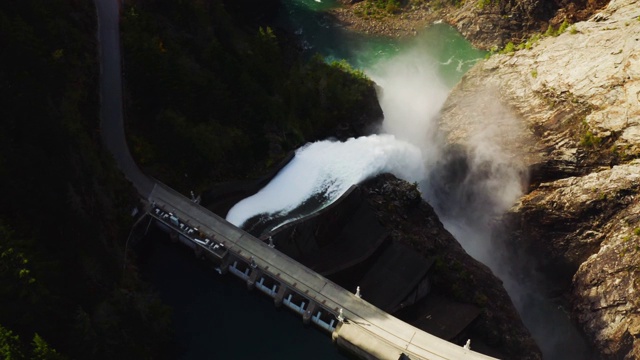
(226, 134, 425, 227)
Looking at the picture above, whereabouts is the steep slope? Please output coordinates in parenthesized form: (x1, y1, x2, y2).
(437, 0, 640, 357)
(362, 174, 541, 359)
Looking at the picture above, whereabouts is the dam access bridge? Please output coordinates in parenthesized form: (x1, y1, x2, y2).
(95, 0, 498, 358)
(146, 183, 497, 360)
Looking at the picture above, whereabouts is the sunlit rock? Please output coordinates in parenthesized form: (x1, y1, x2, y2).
(438, 0, 640, 357)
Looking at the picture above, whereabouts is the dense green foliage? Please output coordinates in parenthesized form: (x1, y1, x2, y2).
(0, 0, 381, 356)
(121, 0, 381, 192)
(0, 324, 65, 360)
(476, 0, 498, 10)
(355, 0, 405, 17)
(0, 1, 171, 358)
(369, 0, 403, 13)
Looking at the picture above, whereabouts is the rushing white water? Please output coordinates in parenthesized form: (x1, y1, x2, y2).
(226, 134, 425, 227)
(225, 45, 452, 228)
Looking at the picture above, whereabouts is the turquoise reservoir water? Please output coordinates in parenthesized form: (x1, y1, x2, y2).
(278, 0, 485, 86)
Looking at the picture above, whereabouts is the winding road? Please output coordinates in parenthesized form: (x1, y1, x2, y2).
(96, 0, 154, 197)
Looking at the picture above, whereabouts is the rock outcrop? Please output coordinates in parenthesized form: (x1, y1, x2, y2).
(447, 0, 610, 49)
(438, 0, 640, 357)
(329, 0, 610, 49)
(361, 174, 541, 359)
(509, 160, 640, 358)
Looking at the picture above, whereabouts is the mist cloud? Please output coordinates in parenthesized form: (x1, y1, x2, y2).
(367, 45, 449, 169)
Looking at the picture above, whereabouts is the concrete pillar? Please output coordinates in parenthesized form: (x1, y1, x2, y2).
(464, 339, 471, 350)
(303, 302, 317, 324)
(274, 284, 287, 307)
(247, 268, 261, 290)
(331, 321, 343, 343)
(217, 254, 231, 274)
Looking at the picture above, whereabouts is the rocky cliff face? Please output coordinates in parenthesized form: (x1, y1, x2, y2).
(518, 160, 640, 358)
(446, 0, 610, 49)
(362, 174, 541, 359)
(438, 0, 640, 357)
(330, 0, 610, 49)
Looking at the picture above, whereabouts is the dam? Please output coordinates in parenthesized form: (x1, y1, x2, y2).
(143, 181, 496, 360)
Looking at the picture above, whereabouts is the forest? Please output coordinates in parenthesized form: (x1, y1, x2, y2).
(1, 0, 174, 358)
(121, 0, 382, 193)
(0, 0, 381, 358)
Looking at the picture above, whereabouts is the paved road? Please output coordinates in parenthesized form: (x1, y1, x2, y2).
(96, 0, 154, 197)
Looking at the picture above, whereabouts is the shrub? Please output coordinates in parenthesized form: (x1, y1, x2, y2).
(557, 20, 570, 35)
(544, 25, 555, 37)
(330, 59, 368, 81)
(543, 20, 571, 38)
(476, 0, 494, 9)
(580, 130, 602, 148)
(385, 0, 400, 13)
(500, 41, 515, 54)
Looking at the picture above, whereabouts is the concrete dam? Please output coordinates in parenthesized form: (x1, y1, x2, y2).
(144, 181, 495, 360)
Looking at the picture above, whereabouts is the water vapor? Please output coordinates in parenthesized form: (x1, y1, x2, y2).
(368, 45, 538, 340)
(367, 46, 449, 165)
(417, 89, 591, 359)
